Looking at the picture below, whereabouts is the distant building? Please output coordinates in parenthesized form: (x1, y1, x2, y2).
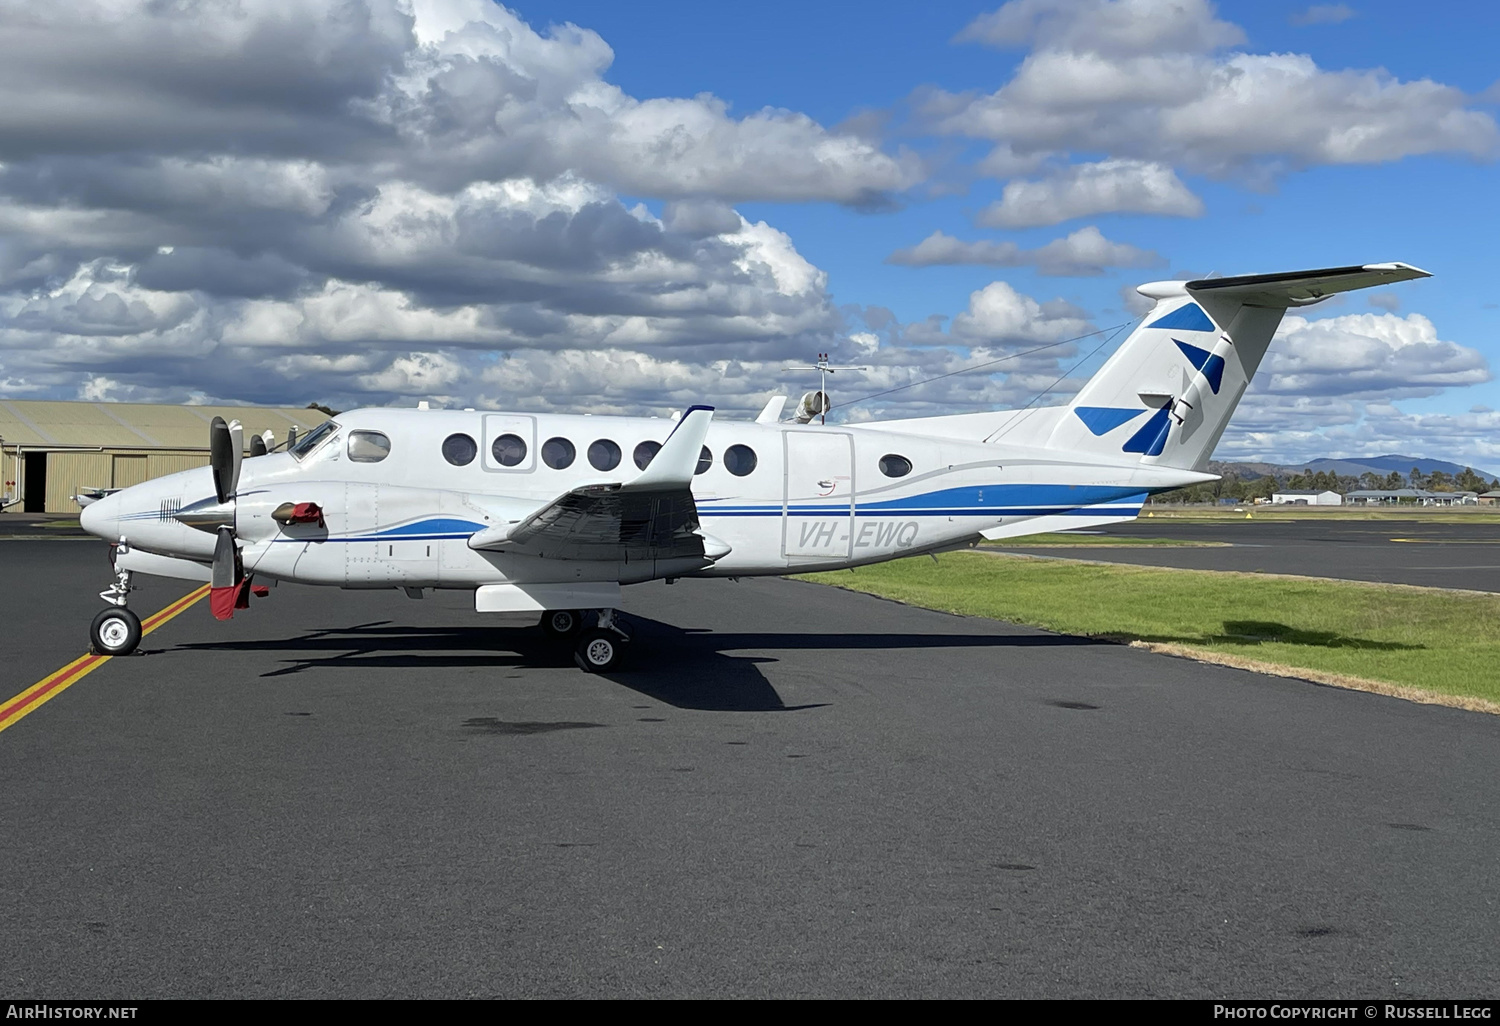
(1345, 488, 1478, 506)
(0, 399, 330, 513)
(1271, 489, 1342, 506)
(1480, 491, 1500, 506)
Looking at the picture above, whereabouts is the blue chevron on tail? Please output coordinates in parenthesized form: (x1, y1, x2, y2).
(1044, 263, 1431, 472)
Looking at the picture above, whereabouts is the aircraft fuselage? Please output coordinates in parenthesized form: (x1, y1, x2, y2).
(83, 406, 1196, 589)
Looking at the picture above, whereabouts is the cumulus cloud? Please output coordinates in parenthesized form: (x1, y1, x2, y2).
(887, 225, 1164, 275)
(949, 281, 1093, 343)
(1290, 4, 1356, 27)
(1261, 311, 1490, 399)
(0, 1, 934, 411)
(0, 0, 917, 204)
(1216, 398, 1500, 472)
(1205, 308, 1494, 468)
(929, 0, 1495, 184)
(956, 0, 1244, 56)
(977, 160, 1204, 227)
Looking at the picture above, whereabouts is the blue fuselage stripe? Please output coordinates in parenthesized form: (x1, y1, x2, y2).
(143, 485, 1149, 543)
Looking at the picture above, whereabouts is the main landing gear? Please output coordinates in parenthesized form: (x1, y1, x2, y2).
(539, 608, 584, 638)
(91, 563, 142, 656)
(539, 608, 629, 673)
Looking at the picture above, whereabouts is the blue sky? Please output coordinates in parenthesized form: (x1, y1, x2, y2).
(539, 0, 1498, 397)
(0, 0, 1495, 466)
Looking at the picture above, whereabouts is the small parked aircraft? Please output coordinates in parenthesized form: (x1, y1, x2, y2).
(80, 263, 1428, 670)
(74, 486, 123, 508)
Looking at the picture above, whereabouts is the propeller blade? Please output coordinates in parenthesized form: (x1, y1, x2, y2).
(209, 417, 233, 504)
(249, 434, 267, 457)
(211, 527, 236, 590)
(228, 420, 244, 497)
(209, 526, 239, 620)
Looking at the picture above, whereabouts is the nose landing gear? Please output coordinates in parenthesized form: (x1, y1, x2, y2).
(90, 607, 142, 656)
(91, 554, 142, 656)
(100, 565, 133, 607)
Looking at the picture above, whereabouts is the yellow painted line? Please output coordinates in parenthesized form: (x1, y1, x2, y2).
(0, 584, 210, 734)
(1389, 538, 1500, 544)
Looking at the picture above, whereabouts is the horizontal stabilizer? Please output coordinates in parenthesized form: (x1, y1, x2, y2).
(1185, 262, 1429, 306)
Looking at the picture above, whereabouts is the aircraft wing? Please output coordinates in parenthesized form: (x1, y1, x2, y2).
(467, 406, 729, 563)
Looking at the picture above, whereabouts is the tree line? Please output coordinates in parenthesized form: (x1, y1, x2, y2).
(1155, 466, 1500, 504)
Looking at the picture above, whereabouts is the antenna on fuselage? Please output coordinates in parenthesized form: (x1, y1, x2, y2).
(786, 353, 869, 425)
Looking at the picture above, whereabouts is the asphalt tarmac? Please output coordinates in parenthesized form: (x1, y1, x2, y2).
(3, 540, 1499, 998)
(997, 515, 1500, 592)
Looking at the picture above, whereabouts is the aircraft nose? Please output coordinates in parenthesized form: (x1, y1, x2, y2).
(80, 489, 123, 540)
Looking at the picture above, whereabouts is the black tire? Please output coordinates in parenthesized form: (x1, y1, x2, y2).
(573, 628, 625, 673)
(539, 609, 584, 638)
(91, 607, 142, 656)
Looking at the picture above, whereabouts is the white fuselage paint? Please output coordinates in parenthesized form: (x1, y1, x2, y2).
(87, 407, 1200, 593)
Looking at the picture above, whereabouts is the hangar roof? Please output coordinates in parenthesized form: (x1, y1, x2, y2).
(0, 399, 332, 449)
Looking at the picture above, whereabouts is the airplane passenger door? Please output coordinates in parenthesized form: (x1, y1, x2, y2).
(783, 431, 855, 560)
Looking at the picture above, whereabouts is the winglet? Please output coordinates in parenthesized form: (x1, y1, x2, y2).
(629, 405, 714, 490)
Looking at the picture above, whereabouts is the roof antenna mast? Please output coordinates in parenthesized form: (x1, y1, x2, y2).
(786, 353, 870, 424)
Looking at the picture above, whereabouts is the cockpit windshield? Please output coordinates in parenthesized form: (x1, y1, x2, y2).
(289, 420, 339, 461)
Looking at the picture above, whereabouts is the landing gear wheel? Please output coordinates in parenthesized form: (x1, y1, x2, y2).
(540, 609, 584, 638)
(90, 607, 142, 656)
(574, 628, 626, 673)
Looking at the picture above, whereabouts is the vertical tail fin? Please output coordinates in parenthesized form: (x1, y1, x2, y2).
(1046, 263, 1430, 471)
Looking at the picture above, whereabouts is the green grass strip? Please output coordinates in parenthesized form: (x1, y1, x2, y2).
(797, 552, 1500, 707)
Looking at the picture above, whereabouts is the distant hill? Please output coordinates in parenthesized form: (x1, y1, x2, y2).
(1208, 455, 1500, 485)
(1300, 455, 1500, 482)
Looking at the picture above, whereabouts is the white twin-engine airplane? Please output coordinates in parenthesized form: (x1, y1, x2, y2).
(80, 262, 1428, 671)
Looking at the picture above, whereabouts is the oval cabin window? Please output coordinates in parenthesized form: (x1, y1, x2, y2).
(588, 439, 621, 471)
(695, 446, 713, 475)
(442, 433, 478, 466)
(541, 437, 575, 469)
(724, 444, 757, 477)
(878, 454, 912, 478)
(491, 433, 528, 468)
(633, 440, 661, 470)
(347, 430, 391, 463)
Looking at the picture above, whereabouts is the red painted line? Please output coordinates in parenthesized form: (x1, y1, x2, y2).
(1, 584, 210, 734)
(0, 655, 102, 723)
(142, 586, 208, 628)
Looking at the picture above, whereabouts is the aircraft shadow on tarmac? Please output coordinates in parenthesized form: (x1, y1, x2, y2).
(170, 617, 1104, 712)
(1131, 619, 1423, 652)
